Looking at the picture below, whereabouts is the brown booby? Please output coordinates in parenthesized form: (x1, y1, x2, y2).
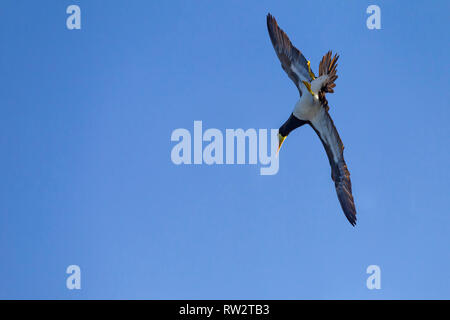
(267, 13, 357, 226)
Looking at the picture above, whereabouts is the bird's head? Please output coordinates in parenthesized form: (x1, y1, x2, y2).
(277, 113, 306, 155)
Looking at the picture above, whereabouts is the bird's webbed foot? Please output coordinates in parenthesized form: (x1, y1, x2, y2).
(302, 80, 315, 97)
(307, 60, 316, 80)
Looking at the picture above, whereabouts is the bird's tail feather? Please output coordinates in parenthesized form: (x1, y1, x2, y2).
(319, 51, 339, 93)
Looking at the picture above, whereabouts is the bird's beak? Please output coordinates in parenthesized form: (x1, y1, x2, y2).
(277, 133, 286, 156)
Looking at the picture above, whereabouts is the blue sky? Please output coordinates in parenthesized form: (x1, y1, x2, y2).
(0, 0, 449, 299)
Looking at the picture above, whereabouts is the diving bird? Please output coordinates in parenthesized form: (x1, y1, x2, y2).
(266, 14, 357, 226)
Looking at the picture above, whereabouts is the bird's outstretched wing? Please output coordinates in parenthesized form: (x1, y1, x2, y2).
(266, 14, 313, 96)
(309, 108, 357, 226)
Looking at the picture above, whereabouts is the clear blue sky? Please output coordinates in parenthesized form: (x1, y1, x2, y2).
(0, 0, 449, 299)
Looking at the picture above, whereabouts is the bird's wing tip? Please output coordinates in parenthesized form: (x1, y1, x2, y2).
(267, 13, 276, 24)
(347, 212, 357, 226)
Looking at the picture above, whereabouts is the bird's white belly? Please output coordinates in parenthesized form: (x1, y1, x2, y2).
(293, 95, 321, 121)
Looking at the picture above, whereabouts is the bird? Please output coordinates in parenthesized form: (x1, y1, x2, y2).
(266, 13, 357, 226)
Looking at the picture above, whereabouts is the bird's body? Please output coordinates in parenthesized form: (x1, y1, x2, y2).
(267, 13, 358, 226)
(293, 77, 325, 120)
